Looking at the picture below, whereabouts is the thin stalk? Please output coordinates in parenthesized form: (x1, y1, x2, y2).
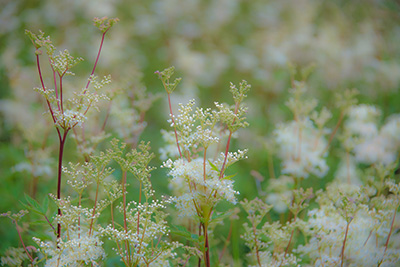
(219, 130, 233, 180)
(85, 31, 107, 91)
(296, 122, 303, 161)
(122, 171, 128, 232)
(218, 222, 233, 262)
(101, 100, 113, 132)
(203, 147, 207, 182)
(36, 54, 57, 124)
(59, 75, 64, 113)
(15, 221, 35, 266)
(324, 110, 344, 154)
(49, 59, 60, 111)
(167, 92, 183, 158)
(198, 224, 202, 267)
(183, 255, 190, 267)
(252, 219, 262, 267)
(280, 195, 306, 267)
(268, 152, 275, 179)
(219, 101, 239, 180)
(363, 230, 373, 247)
(346, 150, 350, 184)
(43, 213, 56, 234)
(279, 214, 298, 267)
(340, 219, 352, 267)
(88, 180, 101, 236)
(203, 223, 211, 267)
(121, 171, 131, 265)
(383, 208, 397, 256)
(57, 130, 68, 240)
(137, 182, 142, 235)
(78, 195, 82, 239)
(151, 235, 163, 258)
(110, 202, 128, 266)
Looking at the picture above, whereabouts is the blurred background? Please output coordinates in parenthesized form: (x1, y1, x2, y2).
(1, 0, 400, 262)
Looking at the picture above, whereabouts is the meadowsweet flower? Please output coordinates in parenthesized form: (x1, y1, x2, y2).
(274, 118, 328, 178)
(297, 182, 400, 267)
(345, 104, 381, 137)
(344, 105, 400, 165)
(1, 247, 36, 267)
(100, 198, 181, 265)
(165, 157, 241, 217)
(265, 175, 294, 213)
(34, 230, 105, 266)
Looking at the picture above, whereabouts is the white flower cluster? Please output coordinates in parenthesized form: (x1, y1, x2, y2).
(345, 105, 400, 165)
(100, 198, 180, 265)
(249, 251, 300, 267)
(265, 175, 294, 213)
(274, 118, 328, 178)
(164, 157, 240, 217)
(214, 149, 248, 168)
(33, 230, 105, 267)
(297, 183, 400, 267)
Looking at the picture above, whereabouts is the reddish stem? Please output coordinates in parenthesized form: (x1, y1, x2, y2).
(15, 221, 35, 266)
(324, 110, 344, 154)
(383, 208, 397, 255)
(85, 31, 107, 91)
(59, 74, 64, 113)
(203, 223, 211, 267)
(218, 222, 233, 262)
(49, 59, 60, 111)
(219, 101, 239, 180)
(57, 129, 69, 240)
(340, 219, 352, 267)
(219, 131, 233, 180)
(88, 179, 101, 236)
(101, 100, 112, 132)
(203, 148, 207, 182)
(36, 54, 57, 124)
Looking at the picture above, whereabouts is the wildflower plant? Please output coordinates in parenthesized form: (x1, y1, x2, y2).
(241, 188, 313, 267)
(157, 67, 250, 266)
(274, 68, 330, 179)
(2, 9, 400, 267)
(25, 17, 118, 240)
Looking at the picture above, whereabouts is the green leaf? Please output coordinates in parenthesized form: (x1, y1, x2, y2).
(171, 224, 191, 239)
(23, 194, 44, 215)
(42, 195, 49, 214)
(208, 160, 220, 172)
(222, 173, 236, 180)
(190, 234, 199, 241)
(29, 220, 48, 226)
(170, 224, 203, 245)
(210, 210, 233, 224)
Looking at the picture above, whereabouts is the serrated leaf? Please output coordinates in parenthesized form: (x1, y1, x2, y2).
(20, 202, 42, 215)
(23, 194, 44, 215)
(171, 224, 192, 239)
(208, 160, 220, 172)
